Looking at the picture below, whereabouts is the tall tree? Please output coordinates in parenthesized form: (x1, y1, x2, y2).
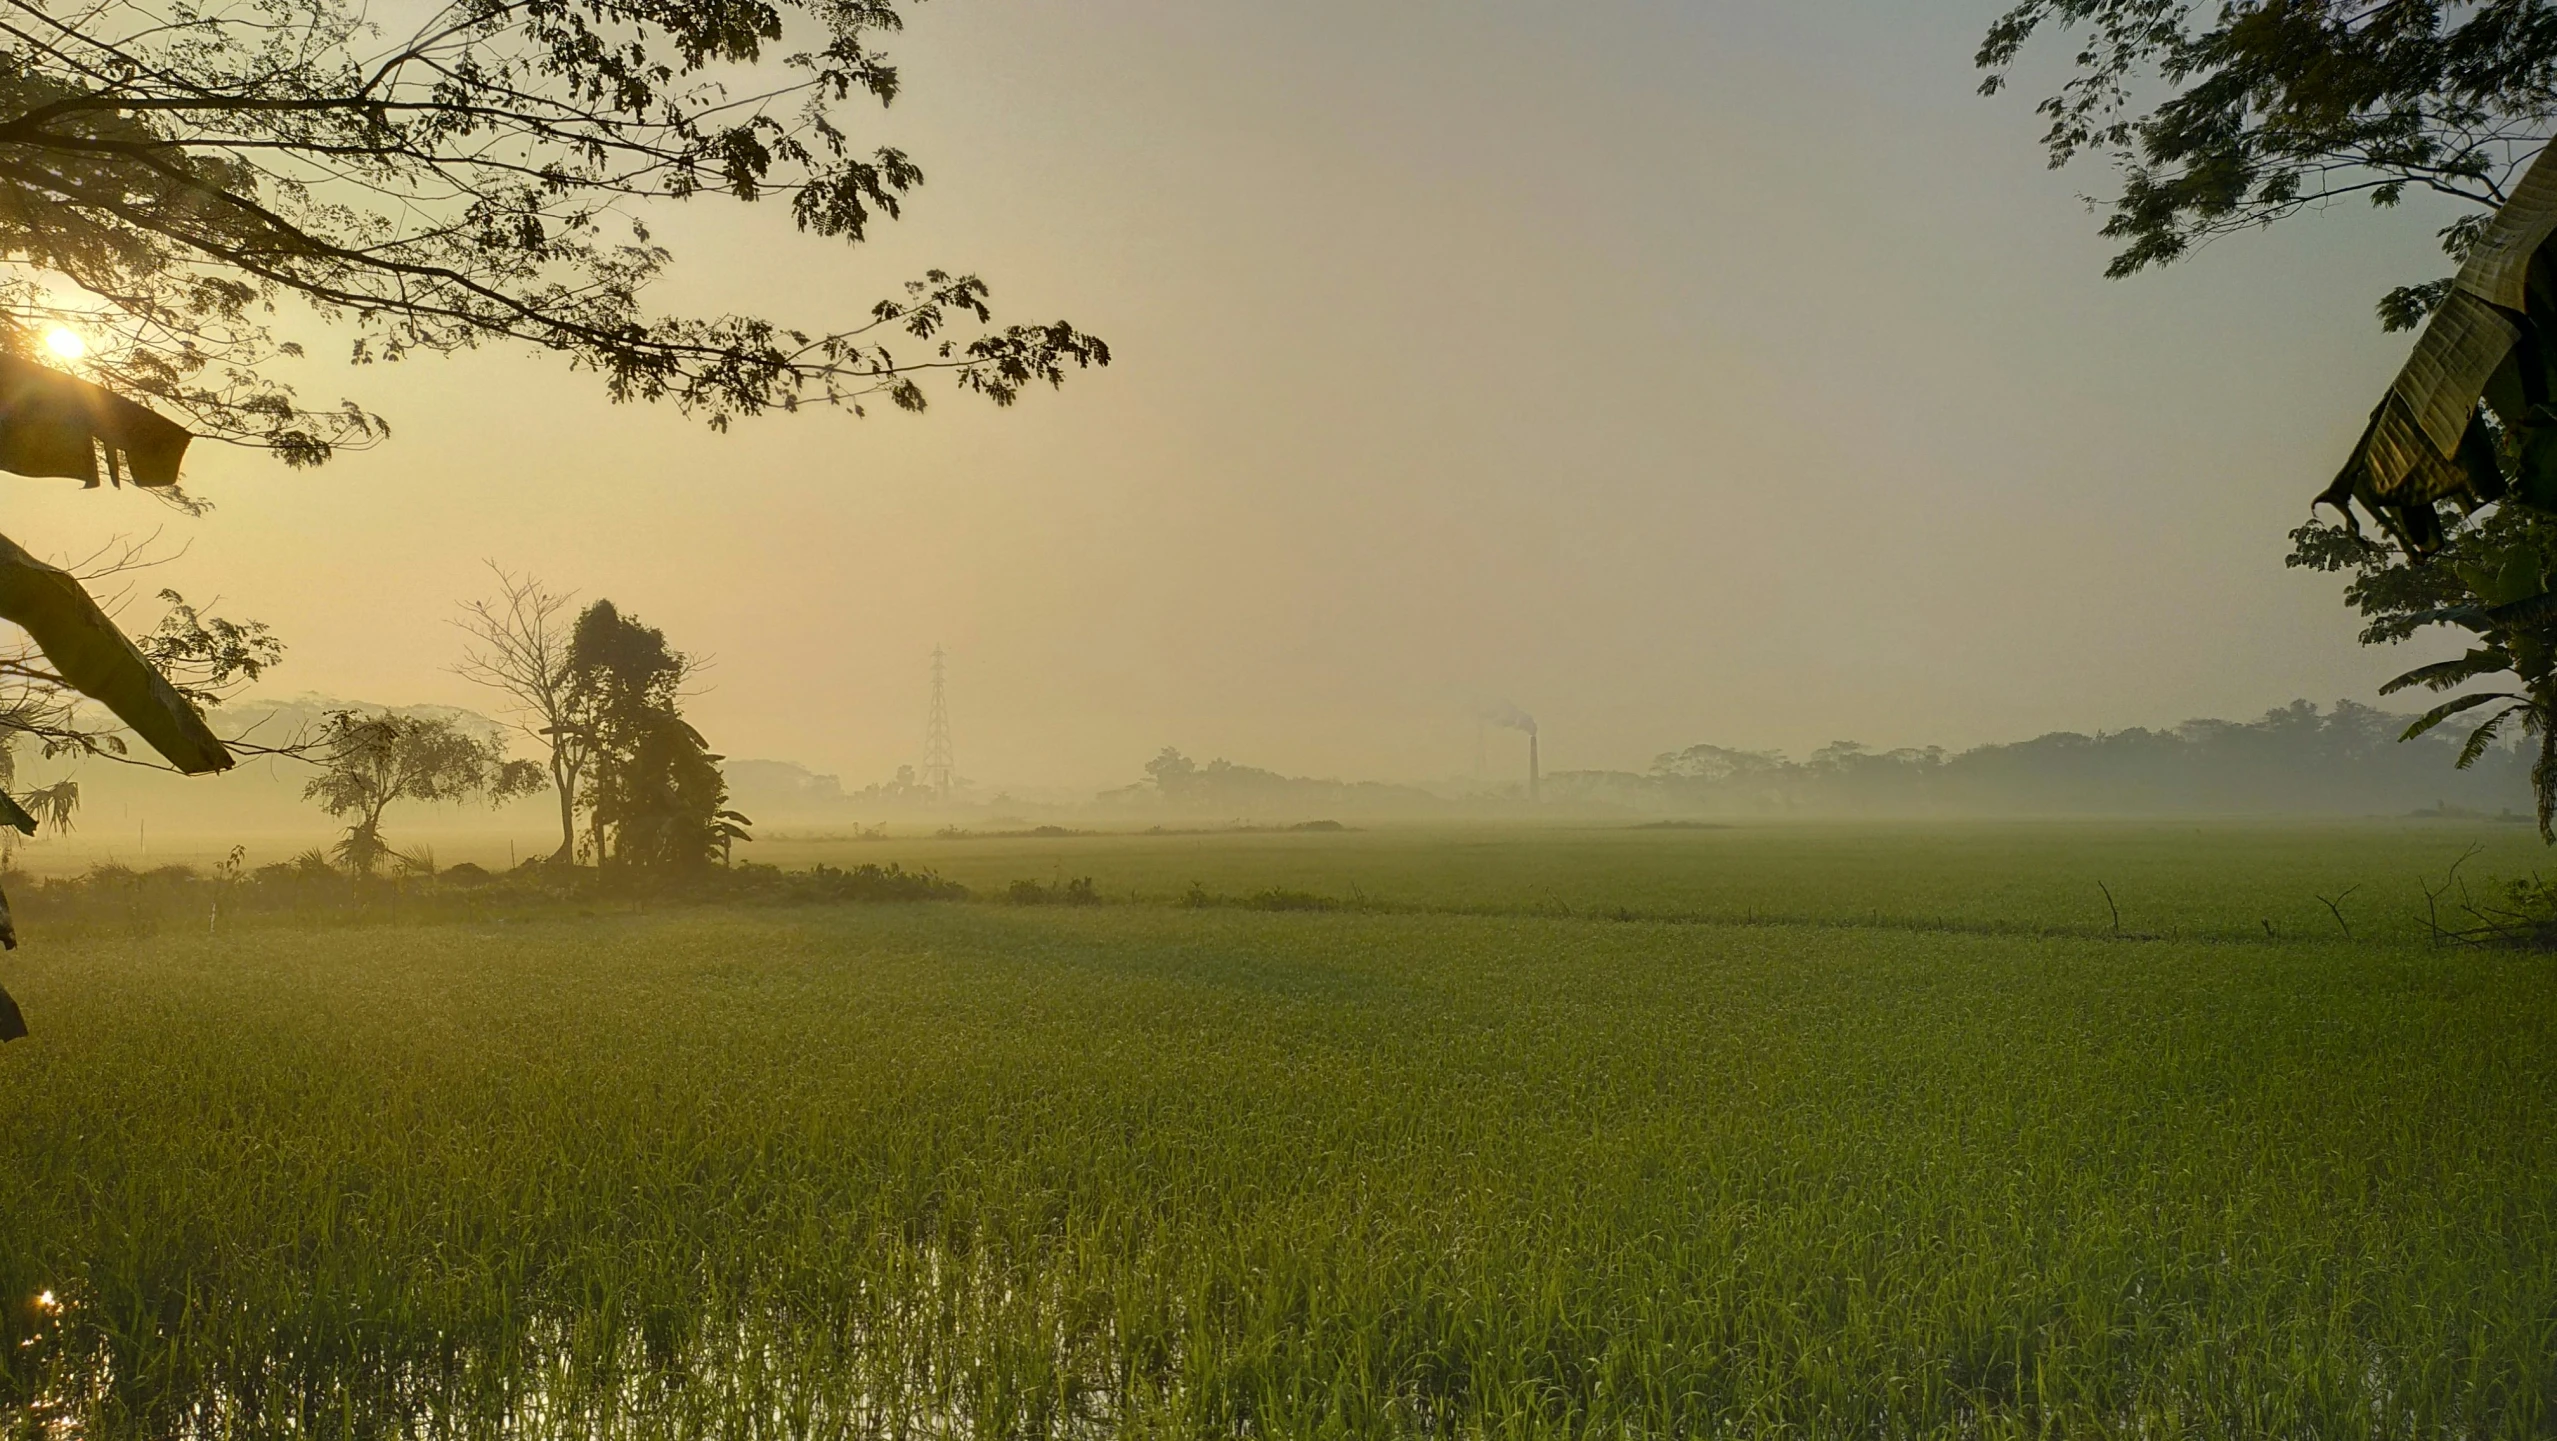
(455, 566, 589, 864)
(303, 711, 543, 875)
(564, 600, 745, 870)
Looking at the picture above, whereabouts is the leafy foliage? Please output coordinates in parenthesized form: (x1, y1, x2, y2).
(0, 542, 277, 843)
(564, 600, 748, 870)
(302, 711, 543, 874)
(0, 0, 1109, 465)
(2289, 504, 2557, 834)
(1983, 5, 2557, 835)
(1978, 0, 2557, 312)
(0, 538, 245, 777)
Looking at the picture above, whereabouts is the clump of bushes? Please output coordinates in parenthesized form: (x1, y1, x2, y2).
(6, 853, 972, 932)
(1177, 882, 1345, 912)
(724, 862, 970, 905)
(1008, 876, 1100, 906)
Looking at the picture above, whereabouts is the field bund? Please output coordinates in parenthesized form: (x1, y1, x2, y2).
(2, 822, 2553, 1436)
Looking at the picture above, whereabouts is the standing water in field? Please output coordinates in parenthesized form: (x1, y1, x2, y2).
(6, 864, 2555, 1437)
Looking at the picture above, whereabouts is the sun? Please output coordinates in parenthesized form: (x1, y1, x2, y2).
(41, 326, 85, 360)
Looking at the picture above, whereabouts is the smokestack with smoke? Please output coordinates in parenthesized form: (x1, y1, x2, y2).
(1480, 702, 1538, 803)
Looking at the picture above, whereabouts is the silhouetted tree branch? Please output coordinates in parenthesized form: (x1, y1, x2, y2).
(0, 0, 1109, 466)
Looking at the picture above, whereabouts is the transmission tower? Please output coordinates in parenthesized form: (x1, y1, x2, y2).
(922, 646, 955, 800)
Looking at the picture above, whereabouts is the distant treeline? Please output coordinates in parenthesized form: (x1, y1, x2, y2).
(1551, 701, 2533, 818)
(1096, 749, 1442, 815)
(22, 698, 2536, 836)
(1081, 704, 2535, 819)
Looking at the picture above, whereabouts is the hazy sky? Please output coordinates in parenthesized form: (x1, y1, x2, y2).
(12, 1, 2483, 790)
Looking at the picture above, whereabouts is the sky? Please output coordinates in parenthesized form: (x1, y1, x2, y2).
(10, 1, 2487, 792)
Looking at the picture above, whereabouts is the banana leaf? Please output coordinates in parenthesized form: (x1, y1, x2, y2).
(2323, 145, 2557, 543)
(2489, 590, 2557, 627)
(0, 529, 230, 773)
(0, 789, 33, 835)
(2400, 690, 2520, 741)
(2380, 648, 2511, 695)
(0, 353, 190, 487)
(2459, 704, 2527, 768)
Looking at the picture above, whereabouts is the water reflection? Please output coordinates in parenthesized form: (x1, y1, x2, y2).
(6, 1285, 1170, 1441)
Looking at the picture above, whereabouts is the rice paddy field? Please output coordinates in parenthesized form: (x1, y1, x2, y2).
(3, 820, 2554, 1437)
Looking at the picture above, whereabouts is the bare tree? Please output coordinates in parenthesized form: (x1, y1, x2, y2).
(454, 565, 589, 864)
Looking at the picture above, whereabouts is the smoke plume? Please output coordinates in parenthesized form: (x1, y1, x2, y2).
(1480, 702, 1537, 737)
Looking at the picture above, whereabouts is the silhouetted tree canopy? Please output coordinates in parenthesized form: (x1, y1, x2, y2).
(303, 710, 543, 874)
(566, 600, 746, 869)
(0, 0, 1110, 467)
(1979, 0, 2557, 327)
(1554, 700, 2533, 817)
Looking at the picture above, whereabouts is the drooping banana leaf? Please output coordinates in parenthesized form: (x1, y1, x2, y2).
(2400, 689, 2520, 741)
(0, 529, 230, 773)
(2322, 144, 2557, 546)
(2380, 648, 2512, 695)
(2459, 704, 2528, 768)
(0, 353, 191, 487)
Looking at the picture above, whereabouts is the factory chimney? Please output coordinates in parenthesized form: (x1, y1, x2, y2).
(1528, 731, 1540, 804)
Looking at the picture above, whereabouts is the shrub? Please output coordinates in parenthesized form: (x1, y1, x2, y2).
(1009, 876, 1101, 906)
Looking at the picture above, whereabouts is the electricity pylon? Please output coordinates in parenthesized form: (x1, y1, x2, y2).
(922, 646, 955, 801)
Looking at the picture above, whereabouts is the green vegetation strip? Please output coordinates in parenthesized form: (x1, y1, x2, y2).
(3, 903, 2552, 1436)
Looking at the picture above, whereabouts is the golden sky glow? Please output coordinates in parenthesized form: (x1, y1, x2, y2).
(4, 1, 2475, 791)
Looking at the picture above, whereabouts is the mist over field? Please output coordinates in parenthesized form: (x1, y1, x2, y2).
(6, 691, 2537, 877)
(0, 1, 2482, 796)
(10, 1, 2557, 1433)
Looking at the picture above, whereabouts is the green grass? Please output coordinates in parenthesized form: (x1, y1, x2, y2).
(3, 824, 2554, 1437)
(762, 817, 2556, 942)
